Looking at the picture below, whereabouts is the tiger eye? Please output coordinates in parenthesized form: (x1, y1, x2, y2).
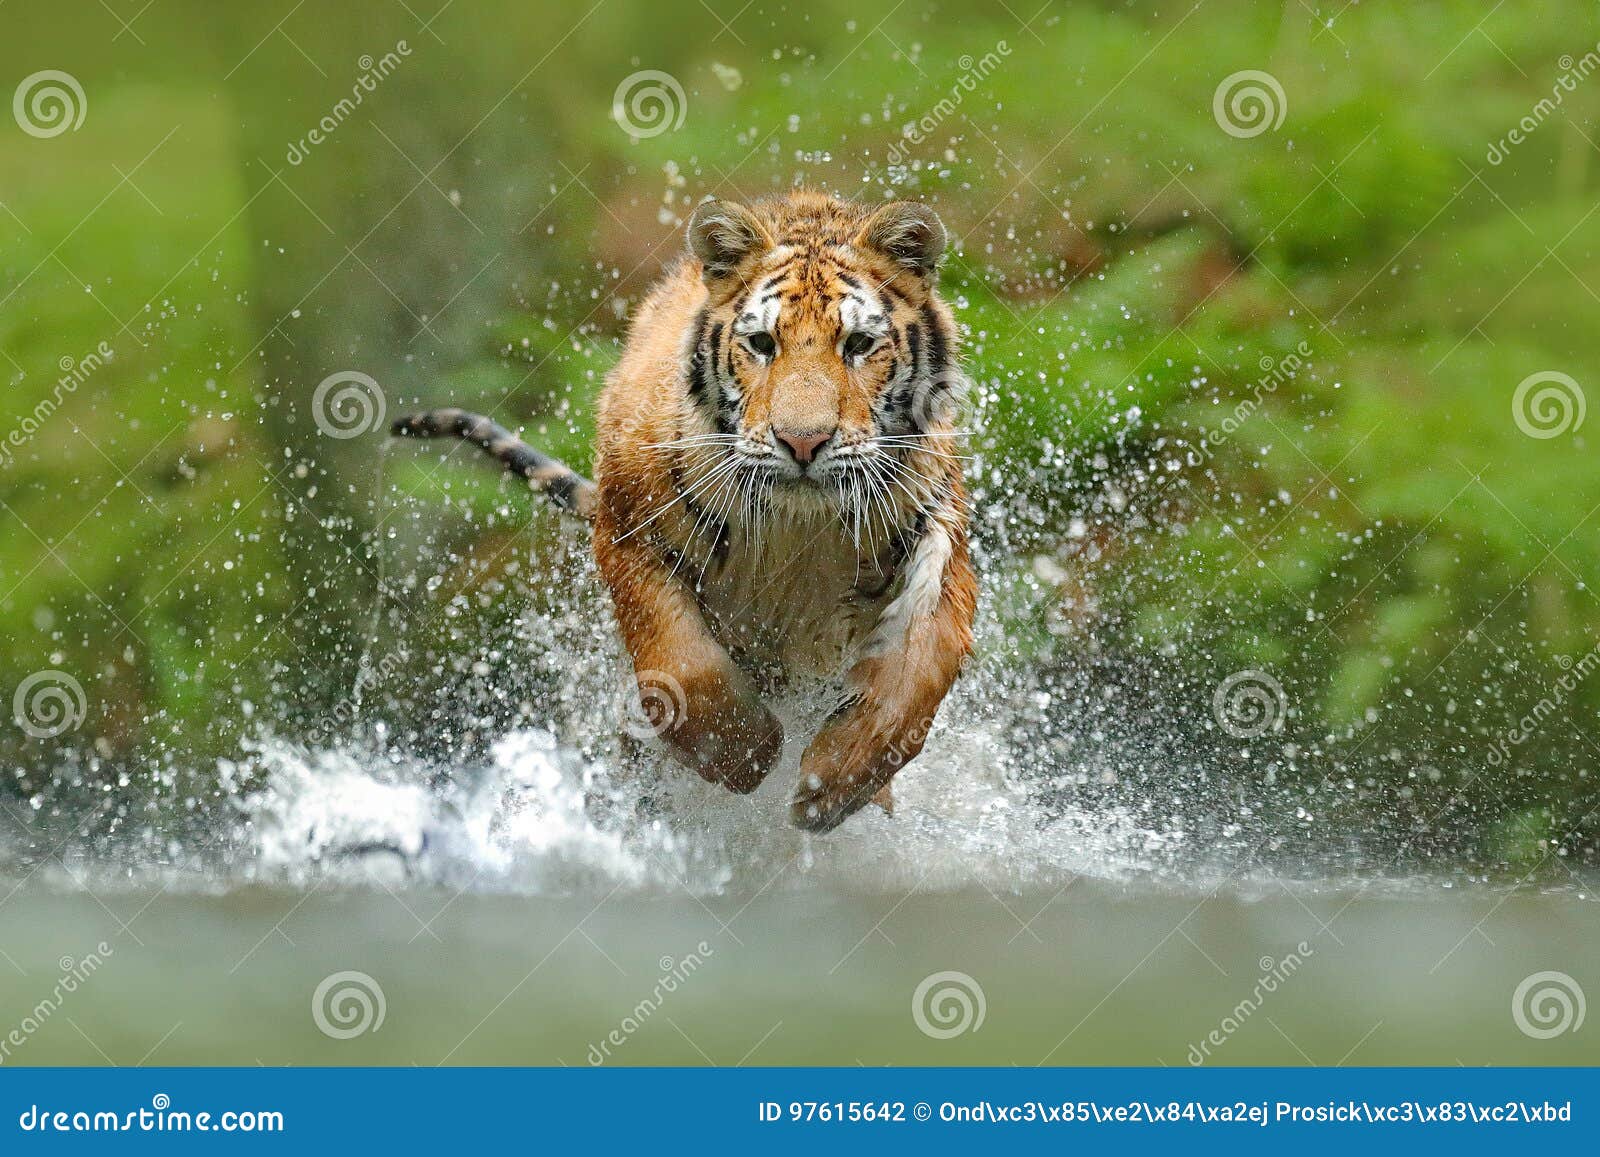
(842, 331, 876, 359)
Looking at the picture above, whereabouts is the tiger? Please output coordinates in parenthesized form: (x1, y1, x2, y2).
(392, 190, 976, 832)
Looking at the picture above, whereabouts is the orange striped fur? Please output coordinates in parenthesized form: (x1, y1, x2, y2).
(396, 191, 976, 831)
(594, 191, 975, 831)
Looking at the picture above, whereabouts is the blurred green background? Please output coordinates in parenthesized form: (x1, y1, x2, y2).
(2, 0, 1599, 867)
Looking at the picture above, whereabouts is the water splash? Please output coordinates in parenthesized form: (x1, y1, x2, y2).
(237, 729, 667, 891)
(230, 686, 1192, 897)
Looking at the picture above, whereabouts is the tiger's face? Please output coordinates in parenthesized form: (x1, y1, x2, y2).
(683, 195, 960, 502)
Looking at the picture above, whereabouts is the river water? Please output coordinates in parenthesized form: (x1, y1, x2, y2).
(1, 721, 1594, 1066)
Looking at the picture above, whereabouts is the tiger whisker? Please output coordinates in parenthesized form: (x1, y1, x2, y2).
(692, 466, 745, 585)
(611, 452, 742, 543)
(863, 470, 894, 559)
(643, 435, 745, 451)
(874, 448, 937, 486)
(677, 455, 747, 582)
(873, 455, 934, 512)
(873, 438, 973, 462)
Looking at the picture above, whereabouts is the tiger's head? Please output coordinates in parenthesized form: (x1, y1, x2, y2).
(681, 192, 963, 506)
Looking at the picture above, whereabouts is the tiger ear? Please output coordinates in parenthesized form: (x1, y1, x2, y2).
(687, 198, 773, 282)
(856, 201, 947, 278)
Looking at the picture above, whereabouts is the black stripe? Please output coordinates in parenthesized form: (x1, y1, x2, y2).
(390, 408, 595, 517)
(544, 472, 580, 509)
(687, 307, 711, 403)
(676, 480, 731, 572)
(702, 299, 742, 435)
(908, 323, 934, 422)
(877, 279, 915, 310)
(681, 487, 709, 527)
(920, 303, 949, 371)
(908, 507, 930, 544)
(657, 541, 685, 573)
(709, 517, 731, 567)
(890, 358, 923, 425)
(884, 355, 904, 403)
(821, 694, 863, 727)
(707, 321, 726, 389)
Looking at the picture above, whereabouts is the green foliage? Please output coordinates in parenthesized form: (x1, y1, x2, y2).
(1, 0, 1596, 861)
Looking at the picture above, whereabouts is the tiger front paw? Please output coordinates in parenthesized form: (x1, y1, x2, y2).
(663, 680, 783, 794)
(789, 708, 914, 832)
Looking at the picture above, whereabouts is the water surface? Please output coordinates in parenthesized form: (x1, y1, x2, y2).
(2, 726, 1594, 1066)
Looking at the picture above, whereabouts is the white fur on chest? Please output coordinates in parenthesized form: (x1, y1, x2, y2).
(696, 505, 892, 677)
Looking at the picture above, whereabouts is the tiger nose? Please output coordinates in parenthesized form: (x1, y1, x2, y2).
(774, 427, 833, 464)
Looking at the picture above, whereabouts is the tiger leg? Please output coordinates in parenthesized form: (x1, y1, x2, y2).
(595, 527, 782, 794)
(791, 522, 975, 831)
